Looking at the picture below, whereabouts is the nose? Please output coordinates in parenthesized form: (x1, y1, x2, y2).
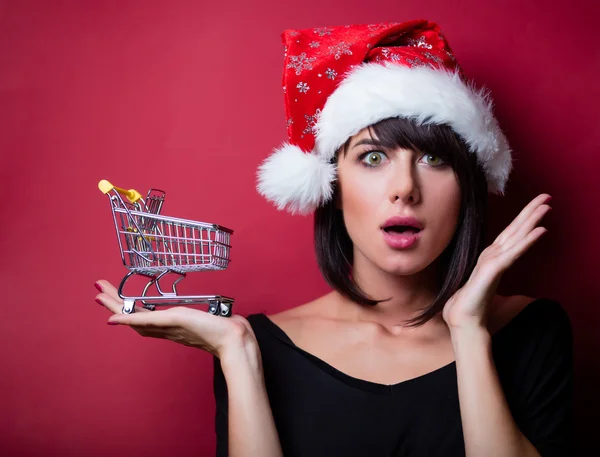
(388, 157, 420, 204)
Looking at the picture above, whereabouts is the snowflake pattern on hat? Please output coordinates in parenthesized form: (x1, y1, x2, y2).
(280, 20, 461, 154)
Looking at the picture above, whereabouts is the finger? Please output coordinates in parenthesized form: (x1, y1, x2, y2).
(95, 291, 124, 314)
(95, 279, 150, 314)
(494, 194, 551, 245)
(501, 226, 547, 268)
(107, 309, 179, 327)
(94, 279, 120, 299)
(95, 292, 149, 314)
(504, 204, 551, 251)
(496, 194, 549, 244)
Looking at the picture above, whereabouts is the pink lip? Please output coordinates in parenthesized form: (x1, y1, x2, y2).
(381, 216, 424, 230)
(382, 229, 422, 249)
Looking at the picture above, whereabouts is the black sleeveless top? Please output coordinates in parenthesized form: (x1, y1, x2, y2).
(213, 298, 574, 457)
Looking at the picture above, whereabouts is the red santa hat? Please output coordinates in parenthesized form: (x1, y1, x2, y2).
(257, 20, 512, 215)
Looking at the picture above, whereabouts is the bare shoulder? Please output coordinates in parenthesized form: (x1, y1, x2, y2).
(266, 293, 337, 342)
(488, 294, 538, 335)
(269, 290, 338, 319)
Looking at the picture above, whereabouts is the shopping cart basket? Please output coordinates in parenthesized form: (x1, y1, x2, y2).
(98, 179, 234, 317)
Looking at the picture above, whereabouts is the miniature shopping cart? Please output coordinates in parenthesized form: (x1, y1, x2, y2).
(98, 179, 234, 317)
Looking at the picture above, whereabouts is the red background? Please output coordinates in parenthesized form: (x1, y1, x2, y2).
(1, 1, 598, 455)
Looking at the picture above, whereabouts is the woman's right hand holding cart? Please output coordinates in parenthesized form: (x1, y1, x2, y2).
(95, 279, 253, 360)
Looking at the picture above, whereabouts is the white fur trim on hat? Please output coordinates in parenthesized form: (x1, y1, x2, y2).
(315, 63, 512, 194)
(257, 142, 337, 215)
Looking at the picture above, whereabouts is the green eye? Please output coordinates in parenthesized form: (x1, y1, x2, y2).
(423, 154, 445, 166)
(362, 151, 385, 166)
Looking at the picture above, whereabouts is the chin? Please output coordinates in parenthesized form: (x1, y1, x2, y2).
(375, 255, 433, 276)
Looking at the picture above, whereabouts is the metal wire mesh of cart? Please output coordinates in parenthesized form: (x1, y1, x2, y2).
(99, 180, 233, 276)
(117, 211, 232, 275)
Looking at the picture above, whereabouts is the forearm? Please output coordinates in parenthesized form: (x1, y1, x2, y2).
(220, 341, 283, 457)
(451, 326, 540, 457)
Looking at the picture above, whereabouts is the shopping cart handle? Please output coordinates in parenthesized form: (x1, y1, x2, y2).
(98, 179, 143, 203)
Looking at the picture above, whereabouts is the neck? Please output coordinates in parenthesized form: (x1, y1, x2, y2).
(341, 252, 444, 327)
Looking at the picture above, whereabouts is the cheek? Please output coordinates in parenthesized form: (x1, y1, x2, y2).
(337, 172, 381, 244)
(429, 177, 462, 238)
(339, 171, 382, 220)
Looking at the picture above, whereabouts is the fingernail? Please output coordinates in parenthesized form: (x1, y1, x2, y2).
(94, 282, 103, 292)
(95, 298, 103, 306)
(544, 195, 552, 204)
(107, 321, 119, 325)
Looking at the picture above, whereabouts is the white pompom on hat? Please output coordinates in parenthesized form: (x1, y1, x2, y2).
(257, 20, 512, 215)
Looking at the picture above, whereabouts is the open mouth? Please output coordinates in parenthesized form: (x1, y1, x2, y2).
(383, 225, 422, 234)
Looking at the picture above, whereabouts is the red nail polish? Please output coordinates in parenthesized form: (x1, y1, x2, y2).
(94, 282, 103, 292)
(544, 196, 552, 204)
(95, 298, 103, 306)
(107, 321, 119, 325)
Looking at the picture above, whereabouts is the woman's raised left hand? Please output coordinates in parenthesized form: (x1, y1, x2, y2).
(441, 193, 552, 332)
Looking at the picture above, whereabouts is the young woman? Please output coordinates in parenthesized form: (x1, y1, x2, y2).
(95, 20, 573, 457)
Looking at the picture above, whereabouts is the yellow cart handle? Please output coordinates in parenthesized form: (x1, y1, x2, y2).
(98, 179, 143, 204)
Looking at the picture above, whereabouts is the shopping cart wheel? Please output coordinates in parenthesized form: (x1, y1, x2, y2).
(122, 299, 136, 314)
(219, 302, 232, 317)
(208, 302, 219, 316)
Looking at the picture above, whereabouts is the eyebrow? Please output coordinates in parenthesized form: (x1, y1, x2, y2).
(349, 138, 384, 150)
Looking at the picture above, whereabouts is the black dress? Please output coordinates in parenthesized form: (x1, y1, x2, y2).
(213, 297, 574, 457)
